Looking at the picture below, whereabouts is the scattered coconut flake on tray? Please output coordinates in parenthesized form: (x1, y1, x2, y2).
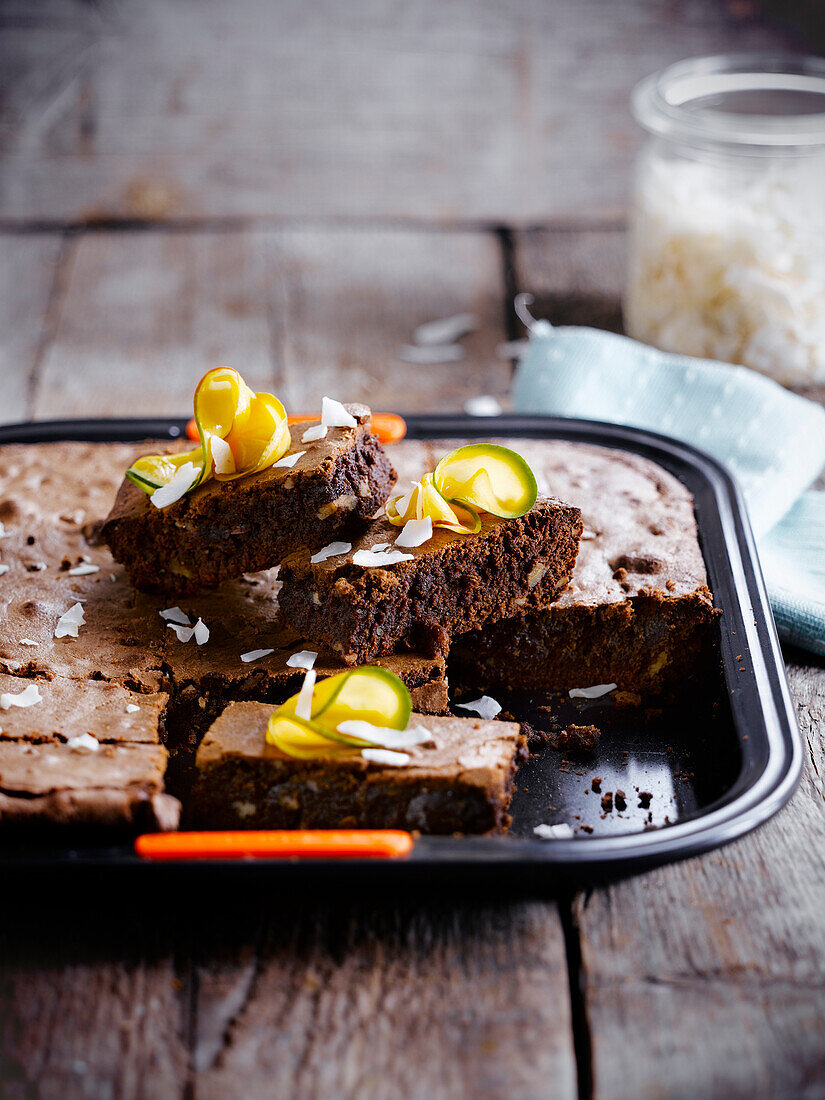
(54, 603, 86, 639)
(569, 683, 617, 700)
(310, 541, 351, 565)
(273, 450, 305, 469)
(240, 648, 275, 664)
(352, 547, 414, 567)
(463, 395, 502, 417)
(361, 747, 411, 766)
(67, 733, 100, 754)
(168, 617, 209, 645)
(395, 516, 432, 549)
(0, 683, 43, 711)
(455, 695, 502, 720)
(160, 606, 191, 625)
(337, 720, 432, 749)
(286, 650, 318, 670)
(150, 461, 198, 509)
(534, 823, 574, 840)
(67, 563, 100, 576)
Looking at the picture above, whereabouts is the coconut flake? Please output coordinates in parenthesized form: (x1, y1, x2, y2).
(361, 747, 411, 766)
(310, 541, 351, 564)
(160, 607, 191, 626)
(352, 548, 414, 567)
(210, 435, 235, 475)
(150, 462, 199, 509)
(534, 823, 574, 839)
(0, 523, 8, 539)
(273, 450, 305, 469)
(125, 703, 141, 714)
(395, 516, 432, 549)
(455, 695, 501, 720)
(321, 396, 357, 428)
(54, 602, 86, 639)
(0, 683, 42, 711)
(286, 650, 318, 670)
(337, 720, 432, 749)
(67, 563, 100, 576)
(192, 618, 209, 645)
(67, 732, 99, 754)
(397, 344, 465, 365)
(464, 394, 502, 417)
(240, 648, 275, 664)
(167, 622, 195, 643)
(496, 339, 530, 360)
(302, 424, 328, 443)
(568, 683, 617, 700)
(413, 312, 477, 346)
(18, 639, 38, 647)
(294, 668, 317, 721)
(0, 565, 9, 576)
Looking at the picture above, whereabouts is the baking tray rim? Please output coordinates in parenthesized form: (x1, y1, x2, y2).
(0, 413, 802, 877)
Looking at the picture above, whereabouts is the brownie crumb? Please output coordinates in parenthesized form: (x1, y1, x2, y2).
(591, 776, 602, 793)
(638, 790, 653, 809)
(614, 789, 627, 811)
(601, 792, 613, 813)
(579, 824, 594, 834)
(548, 723, 601, 754)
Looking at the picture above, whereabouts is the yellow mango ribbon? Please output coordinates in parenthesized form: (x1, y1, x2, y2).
(126, 367, 290, 497)
(267, 667, 412, 759)
(387, 444, 538, 534)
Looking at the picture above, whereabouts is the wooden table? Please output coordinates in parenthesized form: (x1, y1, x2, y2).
(1, 4, 823, 1097)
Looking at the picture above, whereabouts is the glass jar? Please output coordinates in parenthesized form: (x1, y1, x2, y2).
(625, 54, 825, 386)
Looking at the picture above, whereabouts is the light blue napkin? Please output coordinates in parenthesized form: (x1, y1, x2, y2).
(512, 321, 825, 656)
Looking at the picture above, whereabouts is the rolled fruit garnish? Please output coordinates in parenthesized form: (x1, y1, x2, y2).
(126, 367, 290, 500)
(266, 667, 413, 759)
(386, 444, 538, 534)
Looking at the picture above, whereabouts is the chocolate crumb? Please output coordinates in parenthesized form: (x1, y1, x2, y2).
(553, 723, 600, 753)
(580, 824, 593, 834)
(614, 790, 627, 811)
(638, 791, 652, 809)
(600, 792, 613, 813)
(591, 777, 602, 793)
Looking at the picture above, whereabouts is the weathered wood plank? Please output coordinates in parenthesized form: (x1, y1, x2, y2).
(32, 227, 508, 418)
(0, 233, 65, 424)
(0, 892, 190, 1098)
(577, 657, 825, 1100)
(265, 228, 508, 412)
(512, 227, 626, 332)
(193, 899, 577, 1100)
(0, 0, 796, 224)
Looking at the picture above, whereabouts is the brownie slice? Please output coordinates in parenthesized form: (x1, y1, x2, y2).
(445, 438, 719, 695)
(278, 499, 583, 665)
(101, 406, 396, 595)
(190, 703, 527, 834)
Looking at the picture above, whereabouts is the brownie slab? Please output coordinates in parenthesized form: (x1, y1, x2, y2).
(279, 498, 583, 665)
(101, 406, 396, 595)
(190, 703, 527, 834)
(0, 740, 179, 830)
(0, 674, 167, 744)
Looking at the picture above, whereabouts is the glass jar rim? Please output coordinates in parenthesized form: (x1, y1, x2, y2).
(632, 53, 825, 152)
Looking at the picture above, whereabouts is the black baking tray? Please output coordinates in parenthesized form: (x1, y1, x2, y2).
(0, 414, 802, 885)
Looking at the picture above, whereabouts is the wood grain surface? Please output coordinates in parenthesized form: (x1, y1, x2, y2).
(0, 2, 822, 1097)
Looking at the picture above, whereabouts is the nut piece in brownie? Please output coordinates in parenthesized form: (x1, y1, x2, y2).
(190, 703, 527, 834)
(447, 439, 719, 695)
(278, 499, 583, 665)
(101, 406, 396, 595)
(0, 675, 178, 830)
